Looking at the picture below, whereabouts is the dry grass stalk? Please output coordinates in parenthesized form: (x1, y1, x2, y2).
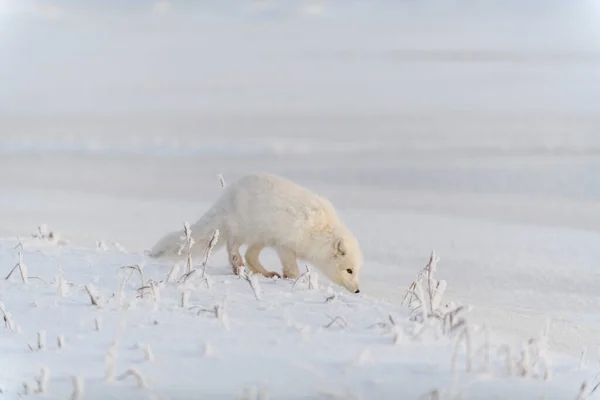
(576, 381, 588, 400)
(402, 251, 450, 329)
(0, 302, 16, 332)
(591, 373, 600, 394)
(324, 315, 348, 329)
(191, 297, 230, 330)
(13, 238, 24, 251)
(236, 267, 262, 300)
(166, 264, 180, 282)
(119, 265, 144, 298)
(84, 285, 100, 306)
(181, 291, 190, 308)
(136, 280, 160, 301)
(201, 229, 219, 278)
(117, 368, 148, 388)
(56, 264, 68, 297)
(451, 324, 472, 373)
(177, 222, 195, 275)
(35, 367, 50, 394)
(180, 229, 219, 285)
(369, 315, 404, 344)
(69, 376, 84, 400)
(218, 174, 226, 188)
(141, 344, 155, 362)
(291, 266, 317, 291)
(402, 250, 439, 308)
(191, 302, 228, 332)
(105, 342, 118, 382)
(580, 346, 587, 371)
(37, 330, 46, 350)
(6, 252, 29, 283)
(442, 306, 466, 335)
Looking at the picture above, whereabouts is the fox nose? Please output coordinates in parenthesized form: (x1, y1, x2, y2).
(354, 289, 360, 294)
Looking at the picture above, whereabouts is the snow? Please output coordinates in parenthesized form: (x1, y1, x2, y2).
(0, 237, 595, 399)
(1, 0, 600, 398)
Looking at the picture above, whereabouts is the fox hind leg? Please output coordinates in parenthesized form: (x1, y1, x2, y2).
(245, 244, 281, 279)
(227, 240, 244, 275)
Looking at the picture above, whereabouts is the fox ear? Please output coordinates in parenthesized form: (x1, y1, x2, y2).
(334, 238, 346, 256)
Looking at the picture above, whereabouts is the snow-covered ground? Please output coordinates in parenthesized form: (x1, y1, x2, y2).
(0, 236, 594, 400)
(2, 0, 600, 398)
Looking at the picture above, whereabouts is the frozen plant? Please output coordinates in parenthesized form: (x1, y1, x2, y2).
(166, 264, 180, 282)
(237, 266, 262, 300)
(324, 314, 348, 329)
(37, 330, 46, 350)
(180, 229, 219, 285)
(402, 250, 446, 317)
(580, 346, 587, 371)
(32, 224, 50, 240)
(178, 222, 195, 274)
(451, 323, 473, 373)
(105, 342, 118, 382)
(6, 252, 29, 283)
(193, 297, 232, 331)
(291, 266, 318, 291)
(84, 284, 101, 306)
(32, 224, 68, 245)
(576, 381, 588, 400)
(591, 373, 600, 395)
(138, 343, 155, 362)
(70, 376, 84, 400)
(56, 264, 69, 297)
(191, 301, 229, 330)
(28, 330, 48, 351)
(218, 173, 226, 188)
(120, 265, 145, 299)
(201, 229, 219, 278)
(137, 280, 161, 302)
(35, 367, 50, 394)
(0, 302, 17, 332)
(369, 315, 403, 345)
(181, 291, 190, 307)
(117, 368, 148, 388)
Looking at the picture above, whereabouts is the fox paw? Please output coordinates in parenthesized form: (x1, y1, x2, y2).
(263, 271, 281, 279)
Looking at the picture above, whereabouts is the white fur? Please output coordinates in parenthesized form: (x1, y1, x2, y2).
(149, 173, 363, 293)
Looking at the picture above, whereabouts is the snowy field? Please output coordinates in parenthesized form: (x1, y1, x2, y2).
(2, 0, 600, 398)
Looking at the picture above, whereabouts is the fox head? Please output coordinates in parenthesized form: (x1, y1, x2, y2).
(321, 233, 363, 294)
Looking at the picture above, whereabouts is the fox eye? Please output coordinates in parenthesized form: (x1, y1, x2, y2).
(346, 269, 353, 274)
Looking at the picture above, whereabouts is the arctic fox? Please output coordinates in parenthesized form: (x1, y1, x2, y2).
(149, 173, 363, 293)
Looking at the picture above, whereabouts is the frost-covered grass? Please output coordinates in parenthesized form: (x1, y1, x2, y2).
(1, 234, 598, 399)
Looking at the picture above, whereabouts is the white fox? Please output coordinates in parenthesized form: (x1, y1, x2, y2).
(149, 173, 363, 293)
